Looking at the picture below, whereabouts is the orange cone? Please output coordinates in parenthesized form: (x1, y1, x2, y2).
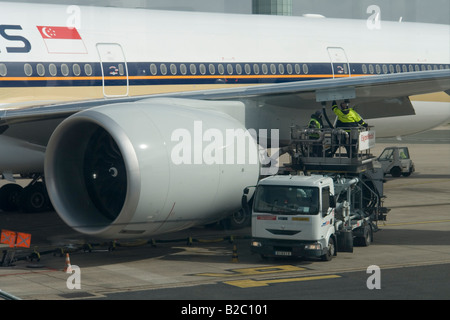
(64, 253, 73, 273)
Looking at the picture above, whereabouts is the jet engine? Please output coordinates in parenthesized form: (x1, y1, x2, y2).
(45, 98, 260, 239)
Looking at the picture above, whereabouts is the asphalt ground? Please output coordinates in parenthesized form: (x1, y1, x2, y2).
(0, 124, 449, 301)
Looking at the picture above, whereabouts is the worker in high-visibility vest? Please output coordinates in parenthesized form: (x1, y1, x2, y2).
(331, 100, 368, 157)
(307, 110, 324, 156)
(332, 100, 368, 129)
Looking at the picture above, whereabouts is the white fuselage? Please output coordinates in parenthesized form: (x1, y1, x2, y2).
(0, 2, 449, 140)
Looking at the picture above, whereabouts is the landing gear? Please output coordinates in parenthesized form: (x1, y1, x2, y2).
(0, 175, 52, 213)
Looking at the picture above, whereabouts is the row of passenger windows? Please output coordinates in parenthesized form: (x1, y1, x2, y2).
(361, 63, 449, 74)
(149, 62, 310, 76)
(0, 63, 95, 77)
(0, 62, 448, 78)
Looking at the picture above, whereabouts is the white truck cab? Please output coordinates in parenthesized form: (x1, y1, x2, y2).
(250, 175, 337, 261)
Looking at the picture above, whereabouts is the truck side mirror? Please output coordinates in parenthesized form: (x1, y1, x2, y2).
(241, 187, 253, 215)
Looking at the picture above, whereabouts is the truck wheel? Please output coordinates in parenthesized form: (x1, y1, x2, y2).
(402, 168, 413, 177)
(355, 225, 372, 247)
(321, 237, 335, 261)
(390, 166, 402, 177)
(222, 209, 251, 229)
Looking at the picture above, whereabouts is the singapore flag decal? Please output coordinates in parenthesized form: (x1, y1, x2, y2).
(37, 26, 87, 54)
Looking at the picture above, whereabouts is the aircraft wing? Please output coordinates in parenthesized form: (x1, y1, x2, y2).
(1, 69, 450, 145)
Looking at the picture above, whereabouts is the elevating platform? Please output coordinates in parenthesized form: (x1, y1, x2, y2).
(288, 126, 376, 174)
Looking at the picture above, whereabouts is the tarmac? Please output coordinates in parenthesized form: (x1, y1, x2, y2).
(0, 124, 449, 300)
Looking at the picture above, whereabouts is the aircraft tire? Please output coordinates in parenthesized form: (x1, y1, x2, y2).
(0, 183, 23, 212)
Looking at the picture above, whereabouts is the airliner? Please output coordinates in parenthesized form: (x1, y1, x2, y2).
(0, 2, 449, 239)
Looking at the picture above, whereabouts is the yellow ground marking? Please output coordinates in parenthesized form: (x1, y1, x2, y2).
(224, 274, 341, 288)
(196, 265, 305, 278)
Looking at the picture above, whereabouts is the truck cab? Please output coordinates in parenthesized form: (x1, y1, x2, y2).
(250, 175, 337, 261)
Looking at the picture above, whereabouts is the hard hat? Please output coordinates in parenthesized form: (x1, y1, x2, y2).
(340, 102, 349, 109)
(314, 110, 322, 117)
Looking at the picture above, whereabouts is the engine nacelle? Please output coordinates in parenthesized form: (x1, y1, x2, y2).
(45, 98, 260, 238)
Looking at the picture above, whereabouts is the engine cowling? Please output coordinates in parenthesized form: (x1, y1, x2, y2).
(45, 98, 260, 239)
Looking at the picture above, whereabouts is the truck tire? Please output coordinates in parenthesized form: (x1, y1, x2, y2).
(390, 166, 402, 177)
(355, 224, 372, 247)
(221, 209, 251, 229)
(402, 167, 413, 177)
(321, 237, 335, 261)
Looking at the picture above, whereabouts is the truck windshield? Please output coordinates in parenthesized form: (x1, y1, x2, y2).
(253, 185, 319, 215)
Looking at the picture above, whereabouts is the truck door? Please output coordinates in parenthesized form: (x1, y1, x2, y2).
(327, 47, 351, 78)
(321, 186, 334, 231)
(96, 43, 129, 97)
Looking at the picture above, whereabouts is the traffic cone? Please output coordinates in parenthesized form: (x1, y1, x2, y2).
(231, 245, 238, 263)
(64, 253, 73, 273)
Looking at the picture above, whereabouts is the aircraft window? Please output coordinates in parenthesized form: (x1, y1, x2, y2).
(409, 65, 414, 72)
(0, 63, 6, 76)
(262, 64, 268, 75)
(382, 64, 388, 74)
(180, 64, 187, 75)
(84, 64, 93, 76)
(343, 63, 348, 74)
(37, 64, 45, 76)
(270, 64, 277, 74)
(73, 64, 81, 76)
(278, 64, 284, 75)
(440, 65, 444, 70)
(253, 64, 259, 75)
(402, 65, 407, 72)
(61, 64, 69, 76)
(24, 63, 33, 76)
(244, 64, 251, 74)
(235, 64, 242, 75)
(190, 64, 196, 75)
(227, 64, 233, 75)
(49, 64, 57, 76)
(295, 64, 301, 74)
(209, 64, 215, 75)
(302, 64, 309, 74)
(286, 64, 293, 74)
(433, 65, 438, 70)
(415, 65, 420, 72)
(170, 64, 177, 75)
(395, 65, 401, 73)
(362, 64, 368, 74)
(160, 63, 167, 75)
(218, 64, 224, 75)
(368, 64, 374, 74)
(199, 64, 206, 75)
(150, 64, 157, 75)
(375, 64, 381, 74)
(423, 65, 428, 71)
(389, 64, 394, 73)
